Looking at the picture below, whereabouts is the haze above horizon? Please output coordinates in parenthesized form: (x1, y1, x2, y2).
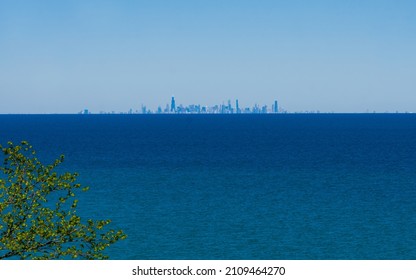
(1, 0, 415, 114)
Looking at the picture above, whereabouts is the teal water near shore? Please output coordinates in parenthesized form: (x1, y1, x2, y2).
(1, 114, 416, 259)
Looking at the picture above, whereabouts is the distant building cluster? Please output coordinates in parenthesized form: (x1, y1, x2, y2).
(80, 97, 281, 114)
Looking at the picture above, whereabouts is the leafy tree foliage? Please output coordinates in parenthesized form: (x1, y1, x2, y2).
(0, 141, 126, 259)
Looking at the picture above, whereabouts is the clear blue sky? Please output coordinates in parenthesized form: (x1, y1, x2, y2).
(1, 0, 415, 113)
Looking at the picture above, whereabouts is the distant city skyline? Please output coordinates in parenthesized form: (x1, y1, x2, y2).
(79, 96, 282, 114)
(1, 1, 415, 113)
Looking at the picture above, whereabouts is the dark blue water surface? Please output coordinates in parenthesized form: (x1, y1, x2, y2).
(1, 114, 416, 259)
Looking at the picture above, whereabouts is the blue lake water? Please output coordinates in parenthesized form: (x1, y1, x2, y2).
(1, 114, 416, 259)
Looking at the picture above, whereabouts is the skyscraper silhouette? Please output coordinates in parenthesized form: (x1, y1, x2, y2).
(171, 96, 176, 112)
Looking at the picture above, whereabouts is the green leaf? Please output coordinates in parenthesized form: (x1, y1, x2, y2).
(0, 141, 126, 260)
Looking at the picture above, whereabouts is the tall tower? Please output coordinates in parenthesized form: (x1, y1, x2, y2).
(274, 100, 278, 113)
(236, 99, 239, 114)
(170, 96, 176, 112)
